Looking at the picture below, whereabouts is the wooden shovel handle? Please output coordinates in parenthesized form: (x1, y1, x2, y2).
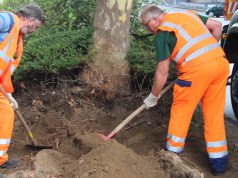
(114, 104, 146, 133)
(113, 80, 175, 133)
(0, 85, 38, 146)
(14, 110, 38, 146)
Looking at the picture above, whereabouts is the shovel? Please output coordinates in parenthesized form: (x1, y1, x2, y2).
(99, 80, 175, 141)
(0, 85, 53, 149)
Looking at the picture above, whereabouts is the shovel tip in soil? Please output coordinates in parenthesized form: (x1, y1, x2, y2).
(98, 133, 109, 141)
(98, 131, 117, 141)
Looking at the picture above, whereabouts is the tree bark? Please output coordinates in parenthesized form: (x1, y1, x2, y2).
(83, 0, 132, 99)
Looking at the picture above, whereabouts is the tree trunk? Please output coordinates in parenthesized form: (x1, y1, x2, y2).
(83, 0, 132, 100)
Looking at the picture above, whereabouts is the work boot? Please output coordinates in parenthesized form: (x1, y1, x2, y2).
(0, 159, 21, 169)
(212, 163, 232, 176)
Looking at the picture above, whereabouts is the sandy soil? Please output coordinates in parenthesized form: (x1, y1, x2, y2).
(1, 83, 238, 178)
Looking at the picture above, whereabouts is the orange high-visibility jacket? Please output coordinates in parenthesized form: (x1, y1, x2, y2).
(156, 10, 225, 69)
(0, 12, 23, 93)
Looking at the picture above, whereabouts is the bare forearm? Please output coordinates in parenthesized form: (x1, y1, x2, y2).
(210, 28, 222, 41)
(206, 18, 222, 42)
(152, 70, 168, 96)
(151, 59, 170, 97)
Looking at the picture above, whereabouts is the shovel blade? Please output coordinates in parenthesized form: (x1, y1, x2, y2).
(98, 133, 109, 141)
(98, 131, 116, 141)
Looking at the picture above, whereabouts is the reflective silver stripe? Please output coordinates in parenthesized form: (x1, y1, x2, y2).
(167, 133, 185, 143)
(10, 64, 15, 73)
(0, 51, 10, 63)
(0, 30, 15, 64)
(0, 139, 10, 145)
(182, 43, 220, 65)
(208, 150, 228, 159)
(161, 22, 191, 41)
(174, 32, 212, 62)
(0, 150, 7, 156)
(207, 140, 227, 148)
(3, 33, 15, 53)
(166, 142, 184, 153)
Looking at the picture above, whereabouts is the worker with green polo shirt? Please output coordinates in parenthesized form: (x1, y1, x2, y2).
(141, 5, 229, 176)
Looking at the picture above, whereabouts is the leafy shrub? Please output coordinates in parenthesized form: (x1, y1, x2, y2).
(128, 37, 157, 74)
(127, 35, 157, 90)
(128, 35, 177, 91)
(14, 26, 93, 80)
(0, 0, 96, 32)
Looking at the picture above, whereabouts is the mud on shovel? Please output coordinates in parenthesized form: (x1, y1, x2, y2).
(99, 81, 175, 141)
(0, 85, 53, 149)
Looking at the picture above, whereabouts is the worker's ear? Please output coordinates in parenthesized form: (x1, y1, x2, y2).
(21, 16, 30, 24)
(152, 16, 160, 28)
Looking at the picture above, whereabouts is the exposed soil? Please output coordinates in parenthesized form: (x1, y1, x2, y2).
(1, 79, 238, 178)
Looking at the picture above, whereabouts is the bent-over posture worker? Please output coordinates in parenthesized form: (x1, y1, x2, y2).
(0, 4, 45, 169)
(141, 5, 229, 176)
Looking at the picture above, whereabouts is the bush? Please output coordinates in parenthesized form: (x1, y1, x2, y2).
(128, 35, 177, 91)
(14, 27, 93, 80)
(127, 35, 157, 90)
(128, 38, 157, 74)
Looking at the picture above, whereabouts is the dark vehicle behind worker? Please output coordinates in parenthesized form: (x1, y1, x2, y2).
(206, 4, 224, 17)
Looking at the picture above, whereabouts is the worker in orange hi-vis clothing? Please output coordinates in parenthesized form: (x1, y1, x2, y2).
(140, 5, 229, 176)
(0, 5, 45, 169)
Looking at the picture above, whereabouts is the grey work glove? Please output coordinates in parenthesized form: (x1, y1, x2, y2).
(7, 93, 18, 109)
(143, 93, 161, 109)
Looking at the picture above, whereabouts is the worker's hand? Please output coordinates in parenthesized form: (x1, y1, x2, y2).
(7, 93, 18, 109)
(143, 93, 161, 109)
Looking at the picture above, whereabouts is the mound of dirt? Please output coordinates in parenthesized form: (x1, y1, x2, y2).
(7, 133, 168, 178)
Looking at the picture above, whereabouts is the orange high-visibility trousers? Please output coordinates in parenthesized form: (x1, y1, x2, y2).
(0, 91, 14, 165)
(166, 56, 229, 160)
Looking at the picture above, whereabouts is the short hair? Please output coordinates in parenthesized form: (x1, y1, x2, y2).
(140, 4, 164, 23)
(15, 4, 46, 24)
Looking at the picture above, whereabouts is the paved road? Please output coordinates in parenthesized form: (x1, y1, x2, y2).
(166, 6, 237, 121)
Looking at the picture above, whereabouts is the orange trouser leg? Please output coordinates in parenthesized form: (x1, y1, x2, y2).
(201, 58, 229, 173)
(166, 57, 229, 155)
(167, 78, 202, 152)
(202, 58, 229, 159)
(0, 92, 14, 165)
